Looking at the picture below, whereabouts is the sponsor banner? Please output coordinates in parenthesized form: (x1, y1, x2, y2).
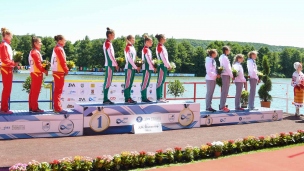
(61, 82, 156, 109)
(200, 109, 283, 126)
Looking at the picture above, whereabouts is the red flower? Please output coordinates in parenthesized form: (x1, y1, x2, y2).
(174, 147, 182, 151)
(280, 132, 286, 137)
(289, 132, 294, 136)
(258, 136, 265, 140)
(139, 151, 146, 155)
(206, 143, 212, 146)
(51, 160, 60, 165)
(96, 156, 102, 160)
(243, 138, 248, 141)
(228, 140, 234, 144)
(156, 150, 163, 153)
(297, 130, 304, 133)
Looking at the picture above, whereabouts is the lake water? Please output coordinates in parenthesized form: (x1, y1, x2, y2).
(1, 74, 295, 114)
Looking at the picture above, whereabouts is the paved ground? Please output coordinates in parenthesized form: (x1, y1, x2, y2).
(0, 114, 303, 167)
(151, 145, 304, 171)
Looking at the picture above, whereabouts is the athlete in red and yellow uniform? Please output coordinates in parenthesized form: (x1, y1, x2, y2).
(28, 37, 46, 113)
(51, 35, 69, 114)
(0, 28, 17, 114)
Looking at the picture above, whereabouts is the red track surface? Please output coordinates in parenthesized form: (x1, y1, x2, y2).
(151, 145, 304, 171)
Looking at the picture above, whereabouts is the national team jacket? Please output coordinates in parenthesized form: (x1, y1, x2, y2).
(205, 56, 217, 80)
(219, 54, 233, 78)
(51, 44, 69, 73)
(156, 43, 170, 68)
(29, 49, 45, 73)
(142, 46, 154, 71)
(124, 43, 137, 70)
(0, 40, 15, 67)
(103, 39, 117, 67)
(247, 58, 259, 80)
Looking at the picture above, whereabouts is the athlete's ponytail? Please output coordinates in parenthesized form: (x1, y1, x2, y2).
(31, 36, 41, 49)
(143, 34, 152, 42)
(106, 27, 115, 38)
(155, 34, 165, 41)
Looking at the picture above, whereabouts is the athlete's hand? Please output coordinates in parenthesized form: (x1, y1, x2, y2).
(14, 62, 19, 67)
(44, 70, 48, 76)
(115, 65, 119, 71)
(154, 68, 157, 73)
(217, 75, 221, 78)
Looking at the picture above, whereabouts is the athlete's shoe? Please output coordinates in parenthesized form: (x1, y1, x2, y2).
(207, 108, 216, 112)
(236, 108, 245, 111)
(142, 99, 153, 103)
(0, 110, 13, 114)
(221, 107, 230, 113)
(103, 100, 115, 105)
(125, 98, 137, 104)
(32, 109, 45, 113)
(157, 98, 167, 103)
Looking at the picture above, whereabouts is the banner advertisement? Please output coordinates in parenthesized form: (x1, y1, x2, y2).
(61, 81, 157, 109)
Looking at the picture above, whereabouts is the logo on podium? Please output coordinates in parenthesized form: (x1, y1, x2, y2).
(89, 107, 110, 132)
(58, 115, 74, 134)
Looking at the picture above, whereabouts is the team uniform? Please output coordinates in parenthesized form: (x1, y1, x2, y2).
(29, 49, 45, 112)
(141, 46, 154, 102)
(51, 44, 69, 113)
(232, 62, 246, 110)
(219, 54, 233, 112)
(124, 43, 137, 104)
(156, 43, 170, 102)
(0, 40, 15, 113)
(103, 39, 118, 104)
(247, 58, 259, 110)
(205, 56, 217, 112)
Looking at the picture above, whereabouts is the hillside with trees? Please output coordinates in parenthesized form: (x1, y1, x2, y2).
(3, 34, 304, 78)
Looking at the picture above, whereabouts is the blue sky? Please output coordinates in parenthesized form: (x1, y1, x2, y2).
(1, 0, 304, 47)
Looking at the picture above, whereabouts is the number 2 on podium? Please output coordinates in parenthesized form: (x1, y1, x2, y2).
(98, 116, 102, 128)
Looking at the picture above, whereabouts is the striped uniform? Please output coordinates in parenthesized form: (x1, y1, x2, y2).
(0, 40, 15, 112)
(156, 43, 170, 100)
(124, 43, 137, 101)
(141, 46, 154, 101)
(51, 44, 69, 112)
(103, 39, 118, 102)
(29, 49, 45, 111)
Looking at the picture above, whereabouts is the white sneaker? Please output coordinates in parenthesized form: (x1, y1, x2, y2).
(157, 98, 168, 103)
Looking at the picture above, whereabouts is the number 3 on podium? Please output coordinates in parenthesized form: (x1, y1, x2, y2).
(89, 111, 110, 132)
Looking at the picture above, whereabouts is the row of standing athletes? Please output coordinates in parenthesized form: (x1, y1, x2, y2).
(0, 27, 171, 114)
(205, 47, 260, 113)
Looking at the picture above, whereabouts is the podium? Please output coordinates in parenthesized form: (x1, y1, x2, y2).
(0, 110, 83, 140)
(74, 102, 201, 135)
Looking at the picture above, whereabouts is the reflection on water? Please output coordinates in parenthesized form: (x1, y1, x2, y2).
(1, 74, 294, 114)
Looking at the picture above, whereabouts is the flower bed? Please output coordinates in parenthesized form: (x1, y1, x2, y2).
(10, 130, 304, 171)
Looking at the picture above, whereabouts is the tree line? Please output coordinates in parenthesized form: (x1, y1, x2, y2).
(3, 34, 304, 77)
